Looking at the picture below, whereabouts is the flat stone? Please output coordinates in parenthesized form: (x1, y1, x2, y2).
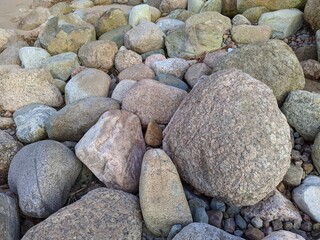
(231, 25, 272, 44)
(19, 47, 51, 69)
(144, 120, 163, 147)
(155, 74, 189, 91)
(0, 193, 20, 240)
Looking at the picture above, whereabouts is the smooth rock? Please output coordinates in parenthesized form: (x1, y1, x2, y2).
(235, 214, 247, 230)
(231, 25, 271, 44)
(237, 0, 307, 13)
(251, 217, 263, 229)
(232, 14, 251, 26)
(151, 58, 189, 79)
(160, 0, 188, 13)
(0, 41, 28, 65)
(115, 48, 142, 72)
(8, 140, 82, 218)
(194, 207, 209, 223)
(304, 0, 320, 31)
(18, 7, 50, 30)
(167, 224, 183, 240)
(242, 7, 269, 23)
(200, 0, 222, 13)
(141, 49, 166, 60)
(224, 218, 236, 233)
(312, 133, 320, 173)
(244, 226, 265, 240)
(22, 188, 142, 239)
(143, 0, 161, 8)
(144, 120, 163, 147)
(262, 230, 305, 240)
(300, 59, 320, 80)
(98, 25, 132, 48)
(210, 199, 226, 212)
(75, 110, 146, 193)
(111, 79, 137, 103)
(145, 54, 166, 67)
(317, 30, 320, 61)
(207, 210, 223, 228)
(188, 0, 205, 13)
(0, 193, 20, 240)
(19, 47, 51, 69)
(156, 19, 185, 35)
(165, 9, 195, 21)
(155, 74, 189, 91)
(283, 164, 304, 187)
(118, 63, 155, 81)
(129, 4, 151, 27)
(122, 79, 187, 127)
(163, 69, 292, 206)
(184, 63, 212, 88)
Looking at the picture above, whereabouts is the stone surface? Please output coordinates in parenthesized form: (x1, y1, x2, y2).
(144, 120, 163, 147)
(111, 79, 136, 103)
(122, 79, 187, 127)
(231, 25, 271, 44)
(258, 9, 304, 39)
(165, 9, 195, 21)
(8, 140, 82, 218)
(184, 63, 212, 87)
(139, 149, 192, 236)
(163, 69, 292, 206)
(0, 117, 14, 129)
(317, 30, 320, 61)
(75, 110, 146, 193)
(242, 6, 269, 23)
(19, 47, 51, 69)
(65, 68, 111, 104)
(245, 226, 265, 240)
(0, 68, 63, 111)
(0, 28, 16, 53)
(281, 90, 320, 142)
(172, 223, 244, 240)
(145, 54, 166, 67)
(262, 230, 305, 240)
(237, 0, 307, 13)
(203, 50, 227, 68)
(156, 19, 185, 35)
(0, 193, 20, 240)
(118, 63, 155, 81)
(283, 164, 304, 187)
(22, 188, 142, 239)
(129, 4, 151, 27)
(13, 104, 57, 143)
(160, 0, 188, 13)
(207, 210, 223, 228)
(18, 7, 50, 30)
(304, 0, 320, 31)
(115, 48, 142, 72)
(213, 40, 305, 104)
(78, 40, 118, 72)
(188, 0, 205, 13)
(98, 25, 132, 48)
(232, 14, 251, 26)
(295, 45, 318, 62)
(312, 133, 320, 173)
(155, 74, 189, 91)
(151, 58, 189, 79)
(200, 0, 222, 13)
(0, 41, 29, 65)
(46, 97, 120, 142)
(300, 59, 320, 80)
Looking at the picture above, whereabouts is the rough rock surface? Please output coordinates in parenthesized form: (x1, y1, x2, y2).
(231, 25, 272, 44)
(304, 0, 320, 31)
(262, 230, 305, 240)
(151, 58, 189, 79)
(111, 79, 137, 103)
(118, 63, 155, 81)
(18, 6, 51, 30)
(237, 0, 307, 13)
(184, 63, 212, 87)
(160, 0, 188, 13)
(115, 48, 142, 72)
(312, 133, 320, 173)
(22, 188, 142, 240)
(0, 41, 28, 65)
(0, 193, 20, 240)
(19, 47, 51, 69)
(163, 69, 292, 206)
(300, 59, 320, 80)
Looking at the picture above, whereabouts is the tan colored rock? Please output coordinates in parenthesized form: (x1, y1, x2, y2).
(263, 230, 305, 240)
(145, 121, 163, 147)
(115, 48, 142, 72)
(75, 110, 146, 193)
(242, 6, 269, 23)
(304, 0, 320, 31)
(0, 41, 28, 66)
(0, 117, 14, 129)
(118, 63, 155, 81)
(18, 7, 51, 30)
(237, 0, 307, 13)
(231, 25, 272, 44)
(300, 59, 320, 80)
(139, 149, 192, 236)
(184, 63, 212, 87)
(160, 0, 188, 13)
(0, 29, 16, 53)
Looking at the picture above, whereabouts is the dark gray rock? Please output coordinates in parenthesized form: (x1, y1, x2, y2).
(155, 74, 189, 91)
(194, 207, 209, 223)
(0, 193, 20, 240)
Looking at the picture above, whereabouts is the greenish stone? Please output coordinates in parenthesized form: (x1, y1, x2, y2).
(188, 0, 205, 13)
(165, 9, 195, 22)
(237, 0, 307, 13)
(200, 0, 222, 13)
(99, 25, 132, 48)
(242, 6, 269, 23)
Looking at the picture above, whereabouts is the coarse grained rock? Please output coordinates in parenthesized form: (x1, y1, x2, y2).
(0, 41, 28, 66)
(312, 133, 320, 173)
(122, 79, 187, 127)
(18, 7, 51, 30)
(75, 110, 146, 193)
(304, 0, 320, 31)
(8, 140, 82, 218)
(300, 59, 320, 80)
(151, 58, 189, 79)
(283, 164, 304, 187)
(213, 40, 305, 104)
(115, 48, 142, 72)
(0, 68, 63, 112)
(46, 97, 120, 142)
(19, 47, 51, 69)
(184, 63, 212, 87)
(231, 25, 271, 44)
(118, 63, 155, 81)
(111, 79, 137, 103)
(281, 90, 320, 142)
(200, 0, 222, 13)
(38, 13, 96, 55)
(160, 0, 188, 13)
(262, 230, 305, 240)
(22, 188, 142, 240)
(156, 19, 185, 35)
(242, 6, 269, 23)
(172, 223, 244, 240)
(139, 149, 192, 236)
(237, 0, 307, 13)
(163, 69, 292, 206)
(0, 193, 20, 240)
(232, 14, 251, 26)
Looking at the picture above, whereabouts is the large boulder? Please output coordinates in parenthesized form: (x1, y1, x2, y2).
(163, 69, 292, 206)
(18, 6, 51, 30)
(0, 193, 20, 240)
(22, 188, 142, 240)
(75, 110, 146, 193)
(8, 140, 82, 218)
(213, 40, 305, 104)
(304, 0, 320, 31)
(237, 0, 307, 13)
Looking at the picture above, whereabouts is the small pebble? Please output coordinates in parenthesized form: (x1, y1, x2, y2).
(226, 205, 241, 217)
(245, 226, 265, 240)
(251, 217, 263, 229)
(224, 218, 236, 233)
(194, 207, 209, 223)
(313, 223, 320, 232)
(234, 230, 244, 237)
(271, 219, 283, 231)
(283, 221, 293, 231)
(263, 226, 273, 236)
(210, 199, 226, 212)
(207, 210, 223, 228)
(300, 221, 312, 232)
(294, 144, 302, 151)
(167, 224, 183, 240)
(235, 214, 247, 230)
(295, 137, 304, 145)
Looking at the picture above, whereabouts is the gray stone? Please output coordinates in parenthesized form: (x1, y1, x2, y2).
(207, 210, 223, 228)
(235, 214, 247, 230)
(194, 207, 209, 223)
(160, 0, 188, 14)
(18, 7, 51, 30)
(46, 97, 120, 142)
(304, 0, 320, 31)
(231, 25, 272, 44)
(19, 47, 51, 69)
(172, 223, 244, 240)
(22, 188, 142, 239)
(224, 218, 236, 233)
(283, 164, 304, 187)
(8, 140, 82, 218)
(189, 198, 210, 217)
(0, 41, 28, 65)
(0, 28, 16, 53)
(143, 0, 161, 8)
(167, 224, 183, 240)
(203, 50, 227, 68)
(155, 74, 189, 91)
(115, 48, 142, 72)
(156, 19, 185, 35)
(151, 58, 189, 79)
(111, 79, 137, 103)
(129, 4, 151, 27)
(13, 104, 57, 143)
(184, 63, 212, 88)
(232, 14, 251, 26)
(141, 49, 166, 60)
(300, 59, 320, 80)
(281, 90, 320, 142)
(118, 63, 155, 81)
(98, 25, 132, 48)
(317, 30, 320, 62)
(210, 199, 226, 212)
(188, 0, 205, 13)
(312, 132, 320, 173)
(75, 110, 146, 193)
(226, 205, 241, 217)
(295, 45, 318, 62)
(200, 0, 222, 13)
(251, 217, 263, 229)
(237, 0, 307, 13)
(213, 40, 305, 104)
(70, 0, 93, 8)
(0, 193, 20, 240)
(144, 120, 163, 147)
(262, 230, 306, 240)
(41, 52, 80, 81)
(163, 69, 292, 206)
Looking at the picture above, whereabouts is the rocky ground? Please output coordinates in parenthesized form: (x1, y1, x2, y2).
(1, 0, 320, 239)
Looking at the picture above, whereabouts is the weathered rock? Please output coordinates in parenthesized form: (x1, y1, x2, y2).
(38, 13, 96, 55)
(200, 0, 222, 13)
(262, 230, 305, 240)
(41, 52, 80, 81)
(231, 25, 271, 44)
(295, 45, 318, 62)
(155, 74, 189, 91)
(0, 28, 16, 53)
(304, 0, 320, 31)
(118, 63, 155, 81)
(317, 30, 320, 61)
(213, 40, 305, 104)
(144, 53, 166, 67)
(18, 7, 51, 30)
(149, 6, 161, 22)
(184, 63, 212, 87)
(312, 133, 320, 173)
(283, 164, 304, 187)
(129, 4, 151, 27)
(237, 0, 307, 13)
(203, 50, 227, 68)
(140, 149, 192, 236)
(75, 110, 146, 193)
(0, 68, 63, 111)
(0, 41, 28, 65)
(19, 47, 51, 69)
(188, 0, 205, 13)
(122, 79, 187, 127)
(244, 226, 265, 240)
(144, 120, 163, 147)
(115, 48, 142, 72)
(242, 7, 269, 23)
(160, 0, 188, 13)
(65, 68, 111, 104)
(232, 14, 251, 26)
(70, 0, 93, 9)
(98, 25, 132, 48)
(151, 58, 189, 79)
(304, 78, 320, 93)
(165, 9, 195, 21)
(49, 2, 73, 16)
(156, 19, 185, 35)
(163, 69, 292, 206)
(0, 193, 20, 240)
(46, 97, 120, 142)
(0, 117, 14, 129)
(300, 59, 320, 80)
(172, 223, 244, 240)
(111, 79, 136, 103)
(8, 140, 82, 218)
(13, 104, 57, 143)
(281, 90, 320, 142)
(22, 188, 142, 239)
(92, 0, 113, 4)
(258, 9, 303, 39)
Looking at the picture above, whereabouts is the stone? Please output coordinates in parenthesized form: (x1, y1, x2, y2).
(111, 79, 136, 103)
(75, 110, 146, 193)
(292, 175, 320, 222)
(145, 54, 166, 67)
(160, 0, 188, 13)
(165, 9, 195, 22)
(271, 219, 283, 231)
(213, 40, 305, 104)
(283, 164, 304, 187)
(295, 45, 318, 62)
(129, 4, 151, 27)
(241, 190, 302, 228)
(144, 120, 163, 147)
(189, 198, 210, 217)
(242, 7, 269, 23)
(312, 133, 320, 173)
(65, 68, 111, 104)
(232, 14, 251, 26)
(8, 140, 81, 218)
(304, 78, 320, 93)
(41, 52, 80, 81)
(194, 207, 209, 223)
(258, 9, 303, 39)
(166, 11, 231, 59)
(0, 117, 14, 129)
(18, 7, 51, 30)
(226, 205, 241, 217)
(188, 0, 205, 13)
(156, 19, 185, 35)
(49, 2, 73, 16)
(151, 58, 189, 79)
(263, 230, 305, 240)
(237, 0, 307, 13)
(235, 214, 247, 230)
(22, 188, 142, 239)
(70, 0, 94, 9)
(207, 210, 223, 228)
(92, 0, 113, 4)
(99, 25, 132, 48)
(224, 218, 236, 233)
(200, 0, 222, 13)
(95, 8, 128, 37)
(244, 226, 265, 240)
(13, 104, 56, 143)
(163, 69, 292, 206)
(300, 59, 320, 80)
(0, 41, 28, 65)
(210, 199, 226, 212)
(155, 74, 189, 91)
(149, 6, 161, 22)
(281, 90, 320, 142)
(0, 193, 20, 240)
(167, 224, 183, 240)
(46, 97, 120, 142)
(139, 149, 192, 236)
(231, 25, 271, 44)
(251, 217, 263, 228)
(124, 20, 165, 54)
(38, 14, 96, 55)
(172, 223, 244, 240)
(122, 79, 187, 127)
(141, 49, 166, 60)
(184, 63, 212, 87)
(0, 131, 23, 185)
(304, 0, 320, 31)
(118, 63, 155, 81)
(78, 40, 118, 72)
(19, 47, 51, 69)
(203, 50, 227, 68)
(0, 68, 63, 112)
(317, 30, 320, 61)
(0, 28, 16, 53)
(115, 48, 142, 72)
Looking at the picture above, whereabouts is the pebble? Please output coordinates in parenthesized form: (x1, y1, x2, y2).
(235, 214, 247, 230)
(224, 218, 236, 233)
(207, 210, 223, 228)
(244, 226, 265, 240)
(283, 221, 293, 231)
(210, 199, 226, 212)
(251, 217, 263, 229)
(194, 207, 209, 223)
(271, 219, 283, 231)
